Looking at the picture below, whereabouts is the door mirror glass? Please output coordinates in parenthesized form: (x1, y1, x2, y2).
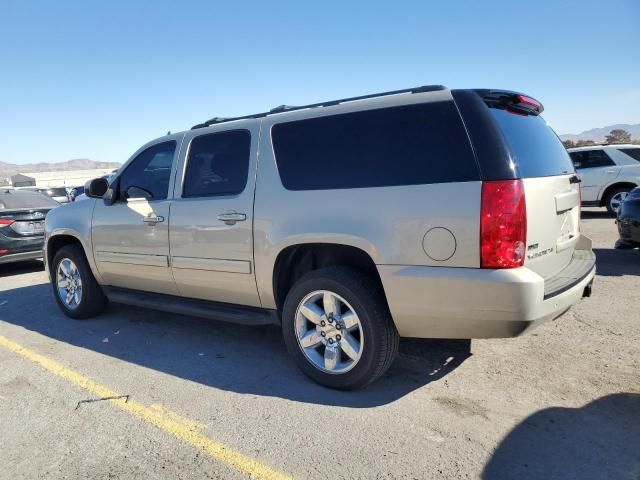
(126, 186, 153, 200)
(85, 177, 109, 198)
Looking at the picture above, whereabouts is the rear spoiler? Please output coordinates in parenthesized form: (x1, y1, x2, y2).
(474, 89, 544, 115)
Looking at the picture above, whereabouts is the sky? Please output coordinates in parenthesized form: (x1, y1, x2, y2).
(1, 0, 639, 165)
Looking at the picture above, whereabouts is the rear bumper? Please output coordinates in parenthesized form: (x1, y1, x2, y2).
(0, 235, 44, 264)
(0, 250, 43, 264)
(378, 238, 596, 339)
(617, 202, 640, 244)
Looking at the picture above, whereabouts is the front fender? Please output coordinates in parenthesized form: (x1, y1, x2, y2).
(44, 199, 103, 283)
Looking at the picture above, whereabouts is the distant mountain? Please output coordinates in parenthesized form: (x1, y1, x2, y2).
(560, 123, 640, 143)
(0, 159, 121, 178)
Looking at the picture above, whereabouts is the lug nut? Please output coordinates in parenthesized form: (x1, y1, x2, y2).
(336, 334, 341, 341)
(320, 331, 326, 337)
(328, 317, 333, 323)
(335, 323, 341, 330)
(320, 320, 326, 327)
(328, 338, 334, 344)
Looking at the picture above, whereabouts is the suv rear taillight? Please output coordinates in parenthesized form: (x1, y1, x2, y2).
(480, 180, 527, 268)
(0, 218, 15, 227)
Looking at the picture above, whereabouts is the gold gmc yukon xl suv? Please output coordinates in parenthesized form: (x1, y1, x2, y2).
(45, 86, 596, 389)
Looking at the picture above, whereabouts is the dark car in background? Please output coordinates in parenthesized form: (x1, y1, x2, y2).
(42, 187, 70, 203)
(616, 186, 640, 249)
(69, 186, 84, 201)
(0, 189, 60, 264)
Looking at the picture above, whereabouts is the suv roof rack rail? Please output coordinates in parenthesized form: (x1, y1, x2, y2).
(191, 84, 447, 129)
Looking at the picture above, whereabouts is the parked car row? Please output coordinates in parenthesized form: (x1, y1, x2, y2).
(568, 144, 640, 214)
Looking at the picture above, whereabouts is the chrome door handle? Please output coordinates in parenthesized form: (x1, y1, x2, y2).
(605, 170, 616, 174)
(217, 212, 246, 225)
(143, 215, 164, 225)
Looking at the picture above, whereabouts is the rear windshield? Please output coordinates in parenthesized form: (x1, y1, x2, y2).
(0, 190, 60, 210)
(489, 109, 574, 178)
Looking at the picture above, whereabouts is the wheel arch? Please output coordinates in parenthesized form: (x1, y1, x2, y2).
(46, 231, 98, 281)
(600, 182, 638, 207)
(271, 242, 387, 314)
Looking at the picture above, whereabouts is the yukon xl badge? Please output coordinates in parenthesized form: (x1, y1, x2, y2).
(527, 244, 553, 260)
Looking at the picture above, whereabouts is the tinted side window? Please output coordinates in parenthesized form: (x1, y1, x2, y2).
(272, 102, 478, 190)
(619, 148, 640, 162)
(569, 150, 615, 169)
(119, 141, 176, 200)
(183, 130, 251, 198)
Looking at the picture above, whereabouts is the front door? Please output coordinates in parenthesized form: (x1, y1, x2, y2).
(92, 138, 182, 295)
(169, 123, 261, 307)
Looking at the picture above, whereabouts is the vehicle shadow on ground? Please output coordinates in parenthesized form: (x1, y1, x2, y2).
(0, 260, 44, 278)
(0, 281, 471, 407)
(482, 393, 640, 480)
(580, 209, 613, 220)
(593, 248, 640, 276)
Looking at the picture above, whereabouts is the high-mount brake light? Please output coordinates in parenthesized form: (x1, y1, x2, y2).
(516, 95, 542, 110)
(480, 180, 527, 269)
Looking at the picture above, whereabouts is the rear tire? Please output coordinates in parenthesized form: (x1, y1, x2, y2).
(282, 267, 399, 390)
(51, 245, 107, 319)
(604, 186, 631, 215)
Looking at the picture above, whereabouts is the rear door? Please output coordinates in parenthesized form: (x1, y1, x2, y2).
(169, 121, 261, 307)
(487, 107, 580, 279)
(569, 149, 618, 202)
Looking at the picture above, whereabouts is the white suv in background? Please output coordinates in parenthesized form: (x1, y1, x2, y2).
(567, 145, 640, 214)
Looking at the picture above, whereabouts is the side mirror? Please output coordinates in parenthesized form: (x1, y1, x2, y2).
(85, 177, 109, 198)
(125, 186, 153, 200)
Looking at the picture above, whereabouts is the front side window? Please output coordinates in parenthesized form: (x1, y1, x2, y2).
(119, 141, 177, 200)
(569, 150, 615, 169)
(183, 130, 251, 198)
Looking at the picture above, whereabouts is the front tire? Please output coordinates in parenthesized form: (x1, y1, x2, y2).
(282, 267, 399, 390)
(51, 245, 107, 319)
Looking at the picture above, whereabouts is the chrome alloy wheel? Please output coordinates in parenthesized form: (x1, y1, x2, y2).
(610, 191, 629, 213)
(57, 258, 83, 309)
(294, 290, 364, 374)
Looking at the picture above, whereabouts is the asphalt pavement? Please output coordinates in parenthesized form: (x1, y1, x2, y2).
(0, 208, 638, 479)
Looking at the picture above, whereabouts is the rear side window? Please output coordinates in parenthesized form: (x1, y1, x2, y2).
(568, 150, 615, 169)
(619, 148, 640, 162)
(271, 102, 478, 190)
(183, 130, 251, 198)
(489, 109, 574, 178)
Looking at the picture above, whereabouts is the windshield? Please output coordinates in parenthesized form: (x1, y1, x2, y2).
(489, 109, 575, 178)
(0, 190, 60, 210)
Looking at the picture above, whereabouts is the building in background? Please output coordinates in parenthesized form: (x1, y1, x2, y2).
(10, 173, 36, 187)
(16, 169, 116, 188)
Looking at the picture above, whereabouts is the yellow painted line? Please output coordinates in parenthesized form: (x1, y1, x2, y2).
(0, 335, 291, 480)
